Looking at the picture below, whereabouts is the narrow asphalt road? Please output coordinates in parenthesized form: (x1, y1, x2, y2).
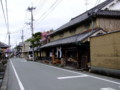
(7, 58, 120, 90)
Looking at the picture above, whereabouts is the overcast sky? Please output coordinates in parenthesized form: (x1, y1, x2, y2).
(0, 0, 105, 48)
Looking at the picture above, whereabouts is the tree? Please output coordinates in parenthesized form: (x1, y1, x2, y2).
(26, 32, 42, 47)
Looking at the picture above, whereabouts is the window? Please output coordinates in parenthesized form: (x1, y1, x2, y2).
(69, 28, 76, 34)
(59, 32, 64, 37)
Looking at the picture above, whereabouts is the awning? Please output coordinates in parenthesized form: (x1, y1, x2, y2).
(41, 28, 103, 49)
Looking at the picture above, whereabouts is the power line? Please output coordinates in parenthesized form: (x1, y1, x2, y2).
(5, 0, 9, 31)
(0, 0, 10, 45)
(34, 0, 42, 7)
(13, 0, 61, 44)
(5, 0, 10, 45)
(34, 0, 48, 16)
(35, 0, 60, 23)
(39, 0, 62, 22)
(94, 0, 99, 6)
(0, 0, 7, 28)
(24, 10, 29, 23)
(94, 0, 101, 6)
(35, 0, 62, 24)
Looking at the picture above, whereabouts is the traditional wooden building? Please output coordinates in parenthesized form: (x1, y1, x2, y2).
(0, 41, 9, 52)
(40, 0, 120, 69)
(0, 41, 10, 60)
(41, 28, 105, 68)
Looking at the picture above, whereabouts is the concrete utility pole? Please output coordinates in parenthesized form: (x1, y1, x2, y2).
(21, 30, 25, 51)
(8, 32, 10, 46)
(27, 6, 36, 61)
(21, 30, 24, 43)
(21, 30, 24, 58)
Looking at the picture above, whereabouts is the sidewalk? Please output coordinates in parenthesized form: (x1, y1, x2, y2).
(0, 62, 9, 90)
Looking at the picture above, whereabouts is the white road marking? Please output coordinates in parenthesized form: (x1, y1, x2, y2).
(41, 63, 120, 85)
(100, 87, 116, 90)
(89, 75, 120, 85)
(10, 59, 25, 90)
(57, 75, 88, 79)
(21, 60, 27, 62)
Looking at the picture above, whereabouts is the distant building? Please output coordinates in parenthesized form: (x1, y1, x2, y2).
(15, 42, 23, 57)
(21, 41, 31, 60)
(0, 41, 10, 52)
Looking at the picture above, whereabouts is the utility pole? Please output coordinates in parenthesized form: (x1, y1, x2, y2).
(8, 32, 10, 46)
(21, 30, 24, 50)
(21, 30, 24, 58)
(27, 6, 36, 61)
(8, 31, 10, 58)
(21, 30, 24, 43)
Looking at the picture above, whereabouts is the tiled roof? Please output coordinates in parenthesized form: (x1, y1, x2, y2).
(41, 28, 103, 48)
(97, 10, 120, 17)
(0, 42, 9, 48)
(50, 0, 115, 36)
(91, 30, 120, 38)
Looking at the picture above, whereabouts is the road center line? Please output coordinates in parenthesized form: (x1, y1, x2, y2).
(10, 59, 25, 90)
(57, 75, 88, 80)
